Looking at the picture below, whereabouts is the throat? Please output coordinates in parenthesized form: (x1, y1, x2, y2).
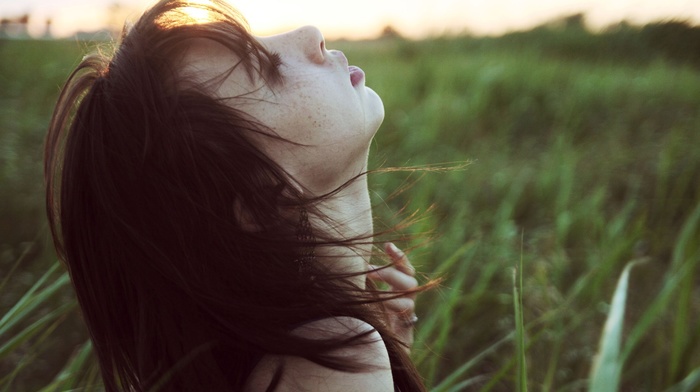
(312, 177, 373, 288)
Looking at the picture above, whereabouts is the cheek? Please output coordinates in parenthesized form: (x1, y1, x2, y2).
(286, 87, 364, 144)
(252, 77, 374, 192)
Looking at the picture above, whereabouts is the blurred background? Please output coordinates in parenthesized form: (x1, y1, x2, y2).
(2, 0, 700, 39)
(1, 0, 699, 391)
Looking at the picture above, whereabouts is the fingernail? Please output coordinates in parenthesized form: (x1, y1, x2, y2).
(388, 242, 400, 254)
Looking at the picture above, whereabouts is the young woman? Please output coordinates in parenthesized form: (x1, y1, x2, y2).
(45, 0, 428, 390)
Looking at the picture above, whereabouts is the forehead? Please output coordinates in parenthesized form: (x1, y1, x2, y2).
(180, 39, 268, 100)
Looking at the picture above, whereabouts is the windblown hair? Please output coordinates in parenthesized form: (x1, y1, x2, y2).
(45, 0, 426, 390)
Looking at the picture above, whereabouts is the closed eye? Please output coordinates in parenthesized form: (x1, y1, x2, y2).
(268, 51, 283, 68)
(263, 50, 284, 86)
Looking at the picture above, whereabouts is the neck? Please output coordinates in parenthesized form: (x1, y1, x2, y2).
(312, 174, 373, 289)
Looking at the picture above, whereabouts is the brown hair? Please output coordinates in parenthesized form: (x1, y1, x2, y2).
(45, 0, 427, 390)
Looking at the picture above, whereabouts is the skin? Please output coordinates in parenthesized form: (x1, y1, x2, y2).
(254, 26, 385, 195)
(186, 26, 418, 390)
(249, 26, 383, 285)
(183, 26, 382, 280)
(243, 244, 417, 392)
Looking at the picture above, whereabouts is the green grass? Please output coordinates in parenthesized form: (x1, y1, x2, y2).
(1, 21, 699, 390)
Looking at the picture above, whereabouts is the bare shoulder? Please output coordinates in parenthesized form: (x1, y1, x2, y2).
(243, 317, 393, 392)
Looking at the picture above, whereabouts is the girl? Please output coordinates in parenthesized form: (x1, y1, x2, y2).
(45, 0, 428, 390)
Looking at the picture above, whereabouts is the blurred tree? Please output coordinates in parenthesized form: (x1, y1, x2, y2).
(642, 20, 700, 67)
(380, 25, 404, 40)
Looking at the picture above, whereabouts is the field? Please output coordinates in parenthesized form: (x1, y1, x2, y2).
(1, 19, 699, 391)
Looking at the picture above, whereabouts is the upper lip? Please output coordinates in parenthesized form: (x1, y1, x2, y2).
(330, 50, 349, 68)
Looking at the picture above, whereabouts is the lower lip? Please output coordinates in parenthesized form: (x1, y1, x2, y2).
(348, 66, 364, 87)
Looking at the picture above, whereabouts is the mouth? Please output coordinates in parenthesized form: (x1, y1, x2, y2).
(348, 66, 365, 87)
(332, 50, 364, 86)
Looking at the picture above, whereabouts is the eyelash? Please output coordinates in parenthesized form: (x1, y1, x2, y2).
(268, 51, 283, 69)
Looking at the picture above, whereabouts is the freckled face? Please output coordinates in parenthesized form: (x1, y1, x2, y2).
(187, 26, 384, 194)
(255, 26, 384, 192)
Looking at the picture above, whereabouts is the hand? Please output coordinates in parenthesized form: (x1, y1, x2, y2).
(368, 243, 419, 354)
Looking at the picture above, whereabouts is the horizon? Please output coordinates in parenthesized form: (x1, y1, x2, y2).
(1, 0, 700, 40)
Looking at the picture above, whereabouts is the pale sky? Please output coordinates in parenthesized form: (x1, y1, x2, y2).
(2, 0, 700, 39)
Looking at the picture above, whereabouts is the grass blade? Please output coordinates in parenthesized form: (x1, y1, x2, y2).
(514, 234, 528, 392)
(431, 333, 513, 392)
(669, 201, 700, 380)
(444, 375, 490, 392)
(38, 341, 94, 392)
(0, 302, 76, 357)
(0, 263, 66, 336)
(664, 367, 700, 392)
(588, 261, 639, 392)
(416, 241, 477, 386)
(620, 202, 700, 366)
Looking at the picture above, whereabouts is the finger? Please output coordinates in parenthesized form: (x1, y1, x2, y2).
(383, 297, 415, 315)
(384, 243, 415, 276)
(368, 265, 418, 292)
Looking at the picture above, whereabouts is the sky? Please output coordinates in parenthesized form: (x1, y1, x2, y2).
(2, 0, 700, 39)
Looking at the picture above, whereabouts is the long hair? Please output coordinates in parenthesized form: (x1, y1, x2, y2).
(45, 0, 427, 390)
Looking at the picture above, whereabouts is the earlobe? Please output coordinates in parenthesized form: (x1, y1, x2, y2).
(233, 198, 259, 231)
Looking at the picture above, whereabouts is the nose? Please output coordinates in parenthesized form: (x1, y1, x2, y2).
(293, 26, 326, 64)
(264, 26, 326, 64)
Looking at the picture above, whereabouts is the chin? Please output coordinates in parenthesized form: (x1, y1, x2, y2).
(365, 87, 385, 132)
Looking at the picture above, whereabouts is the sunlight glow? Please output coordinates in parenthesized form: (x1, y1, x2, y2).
(176, 0, 215, 25)
(181, 6, 211, 23)
(3, 0, 700, 39)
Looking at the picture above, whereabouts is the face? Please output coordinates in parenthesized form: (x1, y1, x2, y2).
(185, 26, 384, 194)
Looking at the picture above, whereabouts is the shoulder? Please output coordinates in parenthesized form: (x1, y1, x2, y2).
(243, 317, 394, 392)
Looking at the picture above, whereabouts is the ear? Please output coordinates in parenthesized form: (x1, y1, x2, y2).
(233, 197, 258, 231)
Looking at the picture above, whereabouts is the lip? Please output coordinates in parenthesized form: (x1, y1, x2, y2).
(330, 50, 364, 86)
(348, 66, 365, 87)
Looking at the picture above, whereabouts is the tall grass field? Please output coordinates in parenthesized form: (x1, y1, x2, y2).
(1, 19, 699, 391)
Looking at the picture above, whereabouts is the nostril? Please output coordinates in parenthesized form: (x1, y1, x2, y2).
(297, 26, 325, 63)
(315, 37, 326, 63)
